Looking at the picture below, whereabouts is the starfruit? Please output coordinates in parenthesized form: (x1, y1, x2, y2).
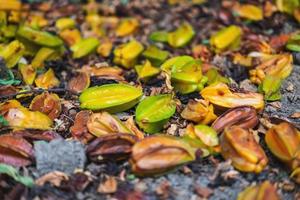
(87, 133, 138, 161)
(205, 68, 230, 85)
(220, 126, 268, 173)
(55, 18, 76, 31)
(1, 104, 52, 130)
(71, 37, 100, 59)
(167, 22, 195, 48)
(0, 134, 33, 167)
(276, 0, 299, 14)
(35, 68, 60, 89)
(31, 47, 57, 69)
(201, 83, 264, 110)
(130, 135, 196, 176)
(25, 14, 48, 29)
(29, 92, 61, 120)
(80, 84, 142, 112)
(135, 94, 176, 134)
(258, 75, 282, 101)
(210, 25, 242, 53)
(80, 65, 124, 81)
(59, 29, 82, 46)
(113, 40, 144, 68)
(0, 0, 21, 11)
(18, 64, 36, 85)
(249, 54, 293, 84)
(162, 56, 207, 94)
(142, 45, 169, 67)
(184, 124, 219, 155)
(87, 111, 132, 137)
(181, 99, 217, 125)
(17, 26, 63, 47)
(265, 122, 300, 165)
(212, 106, 258, 134)
(135, 60, 160, 81)
(0, 40, 25, 68)
(67, 71, 90, 93)
(116, 18, 139, 37)
(286, 34, 300, 52)
(237, 181, 280, 200)
(70, 110, 94, 143)
(234, 4, 263, 21)
(97, 38, 113, 57)
(149, 31, 168, 43)
(291, 168, 300, 184)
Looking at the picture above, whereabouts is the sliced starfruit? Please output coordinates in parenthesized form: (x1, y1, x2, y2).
(167, 22, 195, 48)
(87, 112, 132, 137)
(142, 45, 169, 67)
(221, 126, 268, 173)
(71, 37, 99, 59)
(235, 4, 263, 21)
(79, 83, 143, 113)
(130, 135, 196, 176)
(31, 47, 57, 69)
(249, 54, 293, 84)
(55, 18, 76, 31)
(258, 75, 282, 101)
(205, 68, 230, 85)
(265, 122, 300, 163)
(210, 25, 242, 53)
(135, 94, 176, 134)
(135, 60, 160, 81)
(1, 100, 52, 130)
(201, 83, 264, 110)
(29, 92, 61, 120)
(18, 64, 36, 85)
(181, 99, 217, 125)
(113, 40, 144, 68)
(212, 106, 258, 134)
(237, 181, 280, 200)
(35, 68, 60, 89)
(17, 26, 63, 47)
(59, 29, 82, 46)
(116, 18, 139, 37)
(0, 40, 25, 68)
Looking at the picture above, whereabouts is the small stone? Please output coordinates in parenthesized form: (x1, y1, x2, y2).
(286, 82, 294, 92)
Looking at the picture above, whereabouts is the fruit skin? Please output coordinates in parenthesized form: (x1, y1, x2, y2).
(237, 181, 280, 200)
(220, 126, 268, 173)
(79, 84, 143, 113)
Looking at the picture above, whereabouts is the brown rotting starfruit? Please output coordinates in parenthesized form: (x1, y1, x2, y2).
(70, 110, 94, 144)
(87, 133, 138, 162)
(201, 83, 264, 110)
(35, 68, 60, 89)
(212, 106, 258, 134)
(237, 181, 280, 200)
(0, 134, 34, 167)
(67, 71, 90, 93)
(220, 126, 268, 173)
(130, 135, 196, 176)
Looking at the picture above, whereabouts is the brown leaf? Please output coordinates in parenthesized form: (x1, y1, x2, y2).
(0, 85, 18, 96)
(195, 186, 213, 198)
(97, 176, 118, 194)
(35, 171, 69, 187)
(290, 112, 300, 119)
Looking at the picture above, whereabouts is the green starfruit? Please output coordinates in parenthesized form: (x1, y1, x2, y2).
(135, 94, 176, 134)
(167, 22, 195, 48)
(0, 40, 25, 68)
(258, 75, 282, 101)
(79, 84, 143, 113)
(135, 60, 160, 81)
(71, 37, 99, 59)
(142, 45, 169, 66)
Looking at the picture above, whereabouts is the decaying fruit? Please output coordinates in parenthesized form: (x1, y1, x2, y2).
(220, 126, 268, 173)
(237, 181, 280, 200)
(130, 135, 196, 176)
